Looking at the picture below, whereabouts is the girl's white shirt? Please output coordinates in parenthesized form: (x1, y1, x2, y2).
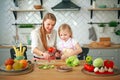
(31, 27, 57, 57)
(57, 38, 78, 51)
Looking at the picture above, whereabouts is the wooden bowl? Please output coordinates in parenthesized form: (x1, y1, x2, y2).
(34, 5, 42, 9)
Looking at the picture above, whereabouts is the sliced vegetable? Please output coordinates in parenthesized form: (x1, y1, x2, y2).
(38, 64, 55, 69)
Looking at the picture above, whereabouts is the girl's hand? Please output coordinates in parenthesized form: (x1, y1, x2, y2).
(61, 55, 67, 60)
(55, 52, 61, 58)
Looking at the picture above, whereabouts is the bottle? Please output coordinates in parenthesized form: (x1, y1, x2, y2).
(92, 0, 96, 8)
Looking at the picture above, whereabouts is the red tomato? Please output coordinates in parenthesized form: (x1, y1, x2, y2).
(48, 47, 55, 53)
(104, 60, 114, 68)
(84, 63, 94, 72)
(5, 58, 14, 66)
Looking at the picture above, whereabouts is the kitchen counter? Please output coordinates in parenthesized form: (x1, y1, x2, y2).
(0, 45, 31, 49)
(82, 44, 120, 49)
(0, 44, 120, 49)
(0, 60, 120, 80)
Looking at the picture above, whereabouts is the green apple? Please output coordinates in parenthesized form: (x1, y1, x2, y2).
(93, 58, 104, 67)
(86, 56, 93, 62)
(86, 56, 93, 64)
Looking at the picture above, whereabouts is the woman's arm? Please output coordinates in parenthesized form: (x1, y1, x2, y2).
(33, 47, 44, 56)
(31, 28, 50, 59)
(33, 47, 50, 59)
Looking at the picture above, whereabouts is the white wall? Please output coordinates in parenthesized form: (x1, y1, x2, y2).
(0, 0, 120, 45)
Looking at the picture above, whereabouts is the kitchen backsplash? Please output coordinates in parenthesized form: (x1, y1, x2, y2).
(0, 0, 120, 45)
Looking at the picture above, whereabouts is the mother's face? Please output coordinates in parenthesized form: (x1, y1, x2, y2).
(44, 19, 56, 33)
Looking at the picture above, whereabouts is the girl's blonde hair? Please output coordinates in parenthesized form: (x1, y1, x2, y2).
(40, 13, 56, 50)
(58, 23, 73, 38)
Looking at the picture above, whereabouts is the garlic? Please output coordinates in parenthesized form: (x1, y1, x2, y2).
(94, 67, 99, 72)
(104, 66, 108, 71)
(108, 68, 113, 72)
(99, 67, 105, 73)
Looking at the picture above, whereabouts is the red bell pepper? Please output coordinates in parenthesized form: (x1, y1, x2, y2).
(104, 60, 114, 68)
(84, 63, 94, 72)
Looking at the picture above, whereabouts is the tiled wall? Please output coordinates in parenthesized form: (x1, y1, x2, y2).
(0, 0, 120, 45)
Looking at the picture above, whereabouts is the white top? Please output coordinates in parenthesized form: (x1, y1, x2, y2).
(31, 27, 57, 57)
(57, 38, 78, 51)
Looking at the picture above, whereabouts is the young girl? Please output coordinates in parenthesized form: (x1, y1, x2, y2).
(56, 23, 82, 60)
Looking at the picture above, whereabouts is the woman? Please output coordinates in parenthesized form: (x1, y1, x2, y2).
(31, 13, 57, 59)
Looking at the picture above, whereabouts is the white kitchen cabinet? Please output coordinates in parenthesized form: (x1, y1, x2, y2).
(88, 48, 120, 68)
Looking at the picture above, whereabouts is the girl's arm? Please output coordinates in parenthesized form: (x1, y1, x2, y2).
(72, 42, 82, 55)
(61, 43, 82, 59)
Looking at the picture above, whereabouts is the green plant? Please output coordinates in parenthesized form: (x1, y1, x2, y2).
(98, 23, 106, 27)
(19, 24, 34, 28)
(115, 30, 120, 36)
(108, 21, 118, 27)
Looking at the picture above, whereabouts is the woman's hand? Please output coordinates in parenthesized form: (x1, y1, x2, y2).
(42, 52, 50, 60)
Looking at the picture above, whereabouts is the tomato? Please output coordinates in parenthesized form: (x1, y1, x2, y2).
(84, 63, 94, 72)
(104, 60, 114, 68)
(5, 58, 14, 66)
(48, 47, 55, 53)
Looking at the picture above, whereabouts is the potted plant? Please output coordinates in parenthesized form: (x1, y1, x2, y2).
(108, 21, 118, 32)
(18, 24, 34, 34)
(98, 23, 106, 32)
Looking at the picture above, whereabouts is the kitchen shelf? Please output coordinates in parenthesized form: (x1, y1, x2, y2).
(12, 23, 42, 25)
(88, 22, 120, 25)
(88, 8, 120, 19)
(12, 0, 44, 20)
(88, 8, 120, 11)
(11, 9, 45, 12)
(11, 9, 45, 20)
(89, 0, 120, 19)
(13, 0, 43, 7)
(11, 0, 44, 45)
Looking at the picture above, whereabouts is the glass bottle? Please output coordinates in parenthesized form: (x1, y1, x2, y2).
(92, 0, 96, 8)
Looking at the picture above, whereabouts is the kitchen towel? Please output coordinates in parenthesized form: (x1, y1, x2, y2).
(88, 26, 97, 41)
